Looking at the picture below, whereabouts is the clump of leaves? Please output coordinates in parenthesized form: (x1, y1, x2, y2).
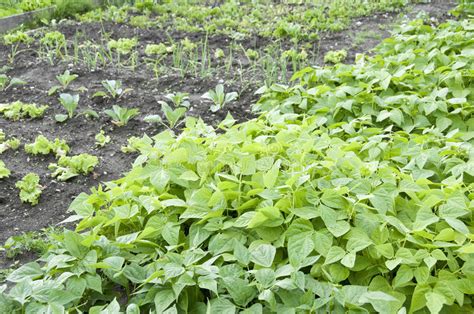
(165, 92, 191, 108)
(145, 43, 174, 56)
(3, 30, 33, 45)
(39, 31, 66, 49)
(95, 130, 111, 147)
(145, 99, 188, 129)
(0, 74, 27, 91)
(24, 135, 69, 157)
(56, 93, 79, 122)
(0, 129, 20, 154)
(180, 37, 197, 51)
(323, 49, 347, 64)
(48, 70, 79, 95)
(202, 84, 238, 112)
(108, 37, 138, 55)
(245, 48, 259, 60)
(2, 228, 60, 259)
(0, 160, 10, 178)
(15, 173, 42, 205)
(93, 80, 132, 99)
(0, 101, 48, 120)
(104, 105, 140, 126)
(49, 153, 99, 181)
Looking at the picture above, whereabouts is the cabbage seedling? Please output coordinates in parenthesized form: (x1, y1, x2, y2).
(165, 92, 190, 108)
(48, 70, 78, 95)
(202, 84, 238, 112)
(105, 105, 140, 126)
(93, 80, 132, 99)
(56, 93, 79, 122)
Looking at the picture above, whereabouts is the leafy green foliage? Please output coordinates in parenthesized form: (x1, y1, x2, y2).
(93, 79, 131, 99)
(57, 93, 79, 120)
(0, 74, 27, 91)
(40, 31, 66, 49)
(202, 84, 238, 112)
(254, 19, 474, 137)
(1, 228, 60, 259)
(159, 101, 187, 128)
(1, 13, 473, 314)
(0, 101, 48, 120)
(107, 37, 138, 55)
(324, 49, 347, 64)
(24, 135, 69, 157)
(48, 154, 99, 181)
(95, 130, 111, 147)
(104, 105, 140, 126)
(0, 160, 10, 179)
(3, 30, 33, 45)
(0, 129, 20, 154)
(15, 173, 42, 205)
(145, 43, 174, 56)
(48, 70, 79, 95)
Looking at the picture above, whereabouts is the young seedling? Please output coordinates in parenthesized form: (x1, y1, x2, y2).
(16, 173, 42, 206)
(24, 135, 69, 157)
(0, 160, 10, 179)
(49, 154, 99, 181)
(95, 130, 111, 147)
(93, 80, 132, 99)
(48, 70, 79, 95)
(0, 74, 27, 91)
(104, 105, 140, 126)
(0, 101, 48, 120)
(202, 84, 238, 112)
(160, 101, 187, 128)
(56, 93, 79, 122)
(165, 92, 191, 108)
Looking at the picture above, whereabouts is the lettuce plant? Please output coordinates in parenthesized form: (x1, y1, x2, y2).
(0, 160, 10, 178)
(0, 101, 48, 120)
(95, 130, 111, 147)
(107, 38, 138, 55)
(24, 135, 70, 157)
(49, 154, 99, 181)
(324, 49, 347, 64)
(15, 173, 42, 205)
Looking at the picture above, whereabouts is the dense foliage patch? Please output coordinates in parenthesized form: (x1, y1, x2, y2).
(0, 17, 473, 314)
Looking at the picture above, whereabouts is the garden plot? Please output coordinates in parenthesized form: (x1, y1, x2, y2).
(0, 1, 456, 244)
(0, 0, 472, 312)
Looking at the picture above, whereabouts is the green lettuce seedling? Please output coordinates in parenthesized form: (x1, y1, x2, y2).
(24, 135, 69, 157)
(0, 101, 48, 120)
(95, 130, 111, 147)
(15, 173, 42, 205)
(324, 49, 347, 64)
(0, 160, 10, 178)
(49, 154, 99, 181)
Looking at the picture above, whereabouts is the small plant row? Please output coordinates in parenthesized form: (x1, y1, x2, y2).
(0, 132, 99, 205)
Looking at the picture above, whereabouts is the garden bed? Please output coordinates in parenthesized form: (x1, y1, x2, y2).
(0, 0, 457, 254)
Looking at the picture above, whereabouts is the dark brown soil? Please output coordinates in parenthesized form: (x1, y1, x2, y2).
(0, 0, 457, 267)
